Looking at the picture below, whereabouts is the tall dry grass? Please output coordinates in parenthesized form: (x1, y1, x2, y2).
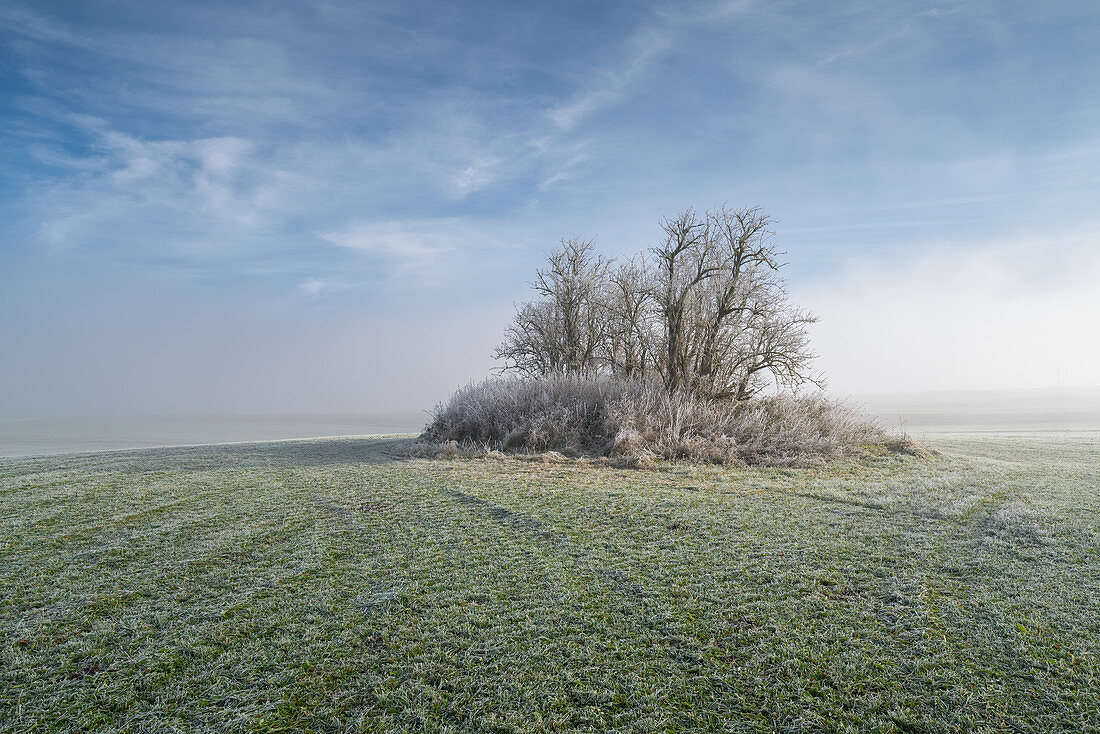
(420, 374, 896, 466)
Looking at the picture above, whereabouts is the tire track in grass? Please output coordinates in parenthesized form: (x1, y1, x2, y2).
(313, 476, 709, 729)
(436, 486, 708, 671)
(897, 456, 1100, 730)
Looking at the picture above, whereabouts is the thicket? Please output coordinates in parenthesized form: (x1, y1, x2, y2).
(421, 374, 888, 466)
(421, 205, 906, 465)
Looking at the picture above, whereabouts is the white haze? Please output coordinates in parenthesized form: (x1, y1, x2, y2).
(2, 233, 1098, 421)
(801, 236, 1100, 396)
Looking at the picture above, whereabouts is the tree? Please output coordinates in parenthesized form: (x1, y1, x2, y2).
(494, 236, 609, 376)
(650, 208, 717, 393)
(495, 206, 822, 399)
(604, 255, 655, 379)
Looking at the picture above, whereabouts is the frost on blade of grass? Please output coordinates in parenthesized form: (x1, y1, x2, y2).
(991, 499, 1039, 525)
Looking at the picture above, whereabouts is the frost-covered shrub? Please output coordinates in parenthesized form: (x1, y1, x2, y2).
(421, 374, 900, 466)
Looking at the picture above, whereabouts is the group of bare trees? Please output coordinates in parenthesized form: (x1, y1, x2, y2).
(495, 205, 822, 401)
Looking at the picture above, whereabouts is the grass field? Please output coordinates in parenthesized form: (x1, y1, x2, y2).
(2, 435, 1099, 732)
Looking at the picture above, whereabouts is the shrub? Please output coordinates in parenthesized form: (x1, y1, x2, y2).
(420, 374, 903, 466)
(421, 373, 634, 453)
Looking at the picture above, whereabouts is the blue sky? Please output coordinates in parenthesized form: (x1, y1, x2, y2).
(2, 0, 1099, 416)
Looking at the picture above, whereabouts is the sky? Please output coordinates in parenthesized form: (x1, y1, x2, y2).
(2, 0, 1099, 417)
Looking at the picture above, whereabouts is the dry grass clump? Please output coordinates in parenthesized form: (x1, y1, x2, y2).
(420, 374, 631, 454)
(420, 374, 901, 466)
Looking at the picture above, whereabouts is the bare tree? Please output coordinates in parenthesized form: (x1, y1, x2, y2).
(734, 302, 820, 399)
(496, 206, 822, 400)
(682, 206, 816, 397)
(651, 209, 719, 393)
(603, 256, 655, 379)
(494, 301, 565, 377)
(495, 237, 610, 375)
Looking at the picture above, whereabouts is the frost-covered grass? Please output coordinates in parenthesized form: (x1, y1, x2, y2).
(2, 434, 1099, 732)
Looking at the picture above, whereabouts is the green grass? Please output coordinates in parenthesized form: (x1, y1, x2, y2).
(2, 434, 1099, 732)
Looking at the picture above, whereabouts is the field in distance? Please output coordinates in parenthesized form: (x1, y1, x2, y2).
(853, 386, 1100, 435)
(2, 434, 1098, 732)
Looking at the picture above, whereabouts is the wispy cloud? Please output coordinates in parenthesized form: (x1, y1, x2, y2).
(320, 217, 527, 277)
(297, 278, 329, 295)
(4, 1, 685, 285)
(322, 220, 450, 260)
(546, 23, 676, 132)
